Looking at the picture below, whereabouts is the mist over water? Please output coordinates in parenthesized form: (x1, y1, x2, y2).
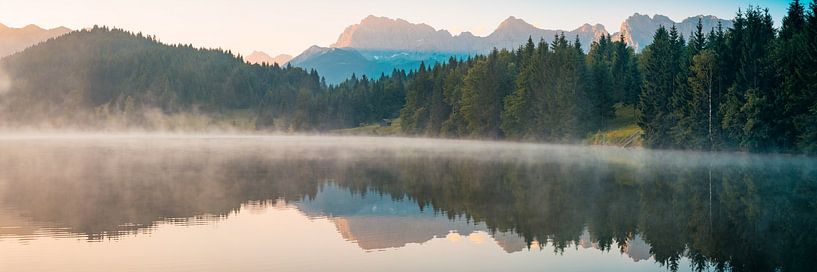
(0, 134, 815, 272)
(0, 66, 11, 95)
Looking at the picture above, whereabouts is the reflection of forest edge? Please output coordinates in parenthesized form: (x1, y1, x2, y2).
(0, 140, 814, 272)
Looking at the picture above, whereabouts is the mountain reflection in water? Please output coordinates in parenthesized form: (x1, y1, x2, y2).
(0, 135, 815, 272)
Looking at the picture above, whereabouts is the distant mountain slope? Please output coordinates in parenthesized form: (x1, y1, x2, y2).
(245, 51, 291, 65)
(0, 26, 321, 129)
(613, 14, 733, 52)
(0, 23, 71, 58)
(289, 45, 467, 84)
(288, 46, 375, 83)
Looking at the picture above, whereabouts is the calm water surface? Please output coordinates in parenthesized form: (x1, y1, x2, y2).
(0, 135, 815, 272)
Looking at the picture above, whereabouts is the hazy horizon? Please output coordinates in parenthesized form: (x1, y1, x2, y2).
(0, 0, 788, 57)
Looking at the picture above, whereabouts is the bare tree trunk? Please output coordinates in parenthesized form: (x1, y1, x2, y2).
(708, 74, 713, 151)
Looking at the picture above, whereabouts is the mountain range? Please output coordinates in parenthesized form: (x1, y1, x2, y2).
(287, 14, 732, 83)
(332, 15, 607, 53)
(0, 23, 71, 58)
(0, 14, 733, 85)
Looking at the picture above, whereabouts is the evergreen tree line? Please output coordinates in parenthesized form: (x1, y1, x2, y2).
(0, 26, 326, 129)
(0, 26, 406, 130)
(396, 34, 640, 141)
(639, 1, 817, 154)
(390, 1, 817, 154)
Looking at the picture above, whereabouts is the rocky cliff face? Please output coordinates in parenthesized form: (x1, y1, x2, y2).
(486, 17, 607, 52)
(330, 14, 732, 54)
(331, 15, 608, 53)
(613, 13, 733, 52)
(332, 15, 457, 51)
(0, 23, 71, 58)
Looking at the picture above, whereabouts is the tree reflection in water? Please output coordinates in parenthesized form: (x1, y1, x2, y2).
(0, 137, 814, 272)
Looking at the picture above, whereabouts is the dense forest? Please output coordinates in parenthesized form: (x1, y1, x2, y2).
(0, 26, 404, 131)
(392, 1, 817, 155)
(0, 1, 815, 155)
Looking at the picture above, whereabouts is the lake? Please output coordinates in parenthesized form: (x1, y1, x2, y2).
(0, 135, 815, 272)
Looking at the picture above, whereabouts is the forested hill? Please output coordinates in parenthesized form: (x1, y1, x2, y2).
(0, 26, 318, 129)
(0, 26, 407, 130)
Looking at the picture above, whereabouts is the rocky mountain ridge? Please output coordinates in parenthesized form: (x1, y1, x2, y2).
(290, 13, 732, 83)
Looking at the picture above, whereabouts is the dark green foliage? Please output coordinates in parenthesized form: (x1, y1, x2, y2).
(0, 27, 313, 128)
(310, 70, 407, 130)
(687, 49, 718, 150)
(400, 63, 433, 133)
(0, 26, 406, 130)
(611, 34, 642, 106)
(2, 1, 817, 155)
(636, 1, 817, 154)
(586, 35, 616, 130)
(776, 0, 817, 153)
(639, 26, 677, 148)
(461, 49, 515, 138)
(801, 1, 817, 153)
(398, 33, 618, 142)
(668, 26, 693, 147)
(720, 7, 778, 152)
(501, 38, 539, 138)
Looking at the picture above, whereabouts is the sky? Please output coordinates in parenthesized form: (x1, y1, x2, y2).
(0, 0, 791, 56)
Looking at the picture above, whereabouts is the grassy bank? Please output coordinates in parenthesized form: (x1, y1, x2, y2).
(331, 104, 643, 148)
(332, 119, 403, 136)
(587, 104, 643, 147)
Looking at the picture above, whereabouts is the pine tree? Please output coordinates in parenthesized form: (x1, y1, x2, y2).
(461, 50, 514, 138)
(440, 58, 469, 137)
(799, 0, 817, 153)
(501, 38, 538, 138)
(689, 18, 708, 57)
(586, 34, 615, 130)
(611, 34, 640, 106)
(775, 0, 810, 152)
(400, 63, 432, 134)
(668, 25, 692, 147)
(427, 63, 451, 135)
(720, 7, 778, 152)
(572, 35, 593, 137)
(533, 34, 577, 140)
(720, 10, 747, 149)
(688, 49, 718, 149)
(531, 38, 557, 139)
(639, 26, 676, 148)
(676, 19, 711, 150)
